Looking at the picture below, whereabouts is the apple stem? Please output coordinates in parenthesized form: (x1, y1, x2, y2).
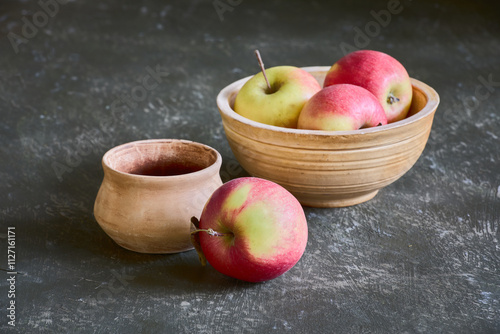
(254, 50, 272, 91)
(191, 228, 229, 237)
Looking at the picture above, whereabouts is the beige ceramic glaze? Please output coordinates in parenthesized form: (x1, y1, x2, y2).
(216, 66, 440, 207)
(94, 139, 222, 253)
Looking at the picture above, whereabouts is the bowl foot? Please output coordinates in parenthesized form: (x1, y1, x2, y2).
(296, 190, 379, 208)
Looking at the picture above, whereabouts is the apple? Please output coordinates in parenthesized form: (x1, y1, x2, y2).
(323, 50, 412, 123)
(191, 177, 308, 283)
(297, 84, 388, 131)
(234, 66, 322, 128)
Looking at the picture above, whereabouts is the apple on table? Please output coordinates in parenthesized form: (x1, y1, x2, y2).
(191, 177, 308, 283)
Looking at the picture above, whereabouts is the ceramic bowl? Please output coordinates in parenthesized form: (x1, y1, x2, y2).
(216, 66, 440, 207)
(94, 139, 223, 253)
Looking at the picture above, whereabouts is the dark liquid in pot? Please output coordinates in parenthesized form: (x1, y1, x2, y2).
(130, 162, 203, 176)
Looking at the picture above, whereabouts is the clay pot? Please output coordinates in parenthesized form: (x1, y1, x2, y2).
(94, 139, 222, 253)
(217, 66, 440, 207)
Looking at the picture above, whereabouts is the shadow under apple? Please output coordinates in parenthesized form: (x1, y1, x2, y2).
(130, 251, 258, 291)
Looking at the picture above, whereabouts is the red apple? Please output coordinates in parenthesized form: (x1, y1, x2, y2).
(297, 84, 387, 131)
(193, 177, 308, 283)
(323, 50, 412, 123)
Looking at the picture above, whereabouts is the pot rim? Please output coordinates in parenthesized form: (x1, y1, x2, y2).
(101, 139, 222, 182)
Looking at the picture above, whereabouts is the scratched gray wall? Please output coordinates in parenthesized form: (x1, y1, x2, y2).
(0, 0, 499, 333)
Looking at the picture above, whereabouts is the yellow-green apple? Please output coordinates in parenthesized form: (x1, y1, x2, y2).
(234, 66, 321, 128)
(192, 177, 308, 282)
(297, 84, 387, 131)
(323, 50, 412, 123)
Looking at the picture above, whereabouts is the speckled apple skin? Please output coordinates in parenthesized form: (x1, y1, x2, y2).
(234, 66, 321, 128)
(198, 177, 308, 283)
(297, 84, 388, 131)
(323, 50, 412, 123)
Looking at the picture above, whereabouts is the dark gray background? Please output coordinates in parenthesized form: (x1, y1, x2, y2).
(1, 0, 499, 333)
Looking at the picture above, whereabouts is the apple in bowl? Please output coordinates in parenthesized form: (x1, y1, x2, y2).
(297, 84, 388, 131)
(323, 50, 413, 123)
(234, 66, 321, 128)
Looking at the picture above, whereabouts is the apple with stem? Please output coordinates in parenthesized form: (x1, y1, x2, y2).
(297, 84, 388, 131)
(191, 177, 308, 283)
(233, 50, 321, 128)
(323, 50, 412, 123)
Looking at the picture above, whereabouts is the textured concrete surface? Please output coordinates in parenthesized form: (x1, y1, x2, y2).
(0, 0, 499, 333)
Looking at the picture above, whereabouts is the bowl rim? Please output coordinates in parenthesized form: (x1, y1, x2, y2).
(217, 66, 440, 136)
